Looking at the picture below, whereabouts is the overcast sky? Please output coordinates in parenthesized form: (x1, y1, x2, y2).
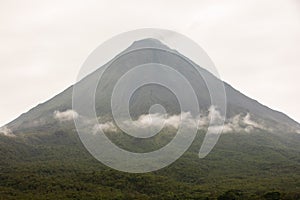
(0, 0, 300, 126)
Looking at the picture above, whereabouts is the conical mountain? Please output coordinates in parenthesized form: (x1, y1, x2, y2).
(5, 38, 299, 134)
(1, 38, 300, 199)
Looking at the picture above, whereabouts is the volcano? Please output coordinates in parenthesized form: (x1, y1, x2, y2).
(0, 38, 299, 199)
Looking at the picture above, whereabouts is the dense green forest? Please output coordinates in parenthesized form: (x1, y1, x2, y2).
(0, 126, 299, 200)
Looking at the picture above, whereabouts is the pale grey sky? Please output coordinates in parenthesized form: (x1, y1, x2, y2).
(0, 0, 300, 126)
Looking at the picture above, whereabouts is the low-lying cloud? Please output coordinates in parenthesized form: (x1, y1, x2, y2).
(53, 110, 79, 122)
(124, 112, 196, 130)
(195, 107, 267, 134)
(91, 112, 199, 134)
(54, 107, 268, 135)
(0, 126, 15, 137)
(93, 121, 118, 133)
(90, 106, 268, 134)
(219, 113, 267, 133)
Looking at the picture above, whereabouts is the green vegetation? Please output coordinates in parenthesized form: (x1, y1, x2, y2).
(0, 127, 299, 199)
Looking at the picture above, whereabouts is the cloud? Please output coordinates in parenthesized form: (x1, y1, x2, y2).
(184, 106, 250, 135)
(91, 112, 199, 135)
(196, 106, 226, 128)
(125, 107, 268, 134)
(53, 110, 78, 122)
(90, 106, 268, 135)
(93, 121, 118, 134)
(124, 112, 196, 130)
(216, 113, 268, 134)
(0, 126, 15, 137)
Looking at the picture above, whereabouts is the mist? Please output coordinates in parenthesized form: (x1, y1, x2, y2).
(53, 110, 79, 122)
(0, 126, 15, 137)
